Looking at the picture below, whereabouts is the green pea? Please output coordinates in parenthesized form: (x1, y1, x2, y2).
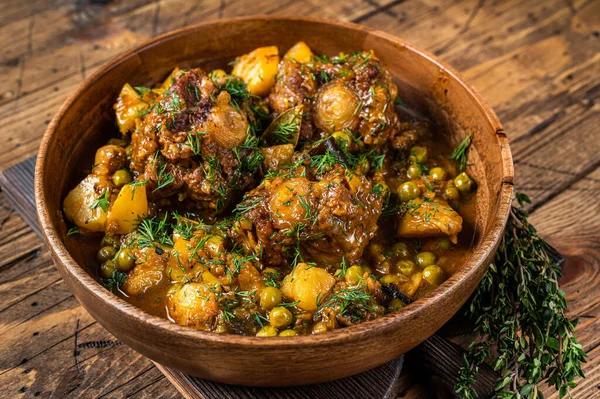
(422, 265, 445, 286)
(97, 246, 117, 263)
(256, 325, 278, 337)
(416, 252, 436, 268)
(380, 274, 399, 285)
(260, 287, 282, 310)
(373, 182, 390, 199)
(312, 322, 329, 335)
(261, 267, 281, 280)
(429, 167, 447, 181)
(345, 265, 364, 285)
(397, 260, 416, 276)
(436, 238, 453, 251)
(398, 181, 420, 202)
(409, 146, 428, 163)
(125, 145, 133, 158)
(270, 307, 293, 329)
(454, 172, 474, 193)
(116, 248, 136, 272)
(392, 242, 411, 259)
(279, 329, 297, 337)
(407, 163, 422, 179)
(445, 184, 460, 200)
(101, 235, 118, 248)
(332, 131, 352, 150)
(112, 169, 133, 187)
(357, 158, 370, 174)
(389, 298, 405, 311)
(99, 261, 116, 279)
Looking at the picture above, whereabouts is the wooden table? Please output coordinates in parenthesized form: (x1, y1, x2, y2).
(0, 0, 598, 397)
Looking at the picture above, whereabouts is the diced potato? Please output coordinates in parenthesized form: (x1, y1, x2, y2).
(396, 272, 422, 298)
(201, 270, 218, 285)
(284, 41, 314, 63)
(237, 262, 265, 293)
(397, 198, 463, 243)
(166, 236, 194, 283)
(204, 235, 225, 257)
(161, 67, 180, 89)
(232, 46, 280, 96)
(106, 183, 148, 234)
(114, 84, 148, 134)
(167, 283, 219, 330)
(261, 144, 294, 172)
(268, 178, 311, 231)
(63, 175, 109, 233)
(281, 263, 336, 312)
(122, 246, 168, 297)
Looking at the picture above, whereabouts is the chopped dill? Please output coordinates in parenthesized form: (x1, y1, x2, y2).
(90, 190, 110, 213)
(186, 131, 208, 155)
(153, 153, 175, 193)
(102, 270, 127, 293)
(271, 119, 300, 145)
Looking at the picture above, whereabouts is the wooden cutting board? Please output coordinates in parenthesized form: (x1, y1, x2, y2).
(1, 156, 507, 399)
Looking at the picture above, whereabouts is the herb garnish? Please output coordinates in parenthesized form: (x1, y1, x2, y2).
(311, 149, 339, 176)
(271, 119, 300, 145)
(90, 190, 110, 213)
(316, 284, 378, 322)
(102, 270, 127, 293)
(216, 75, 257, 110)
(454, 193, 586, 398)
(132, 214, 174, 250)
(67, 226, 79, 236)
(186, 131, 208, 155)
(153, 153, 175, 192)
(449, 133, 473, 171)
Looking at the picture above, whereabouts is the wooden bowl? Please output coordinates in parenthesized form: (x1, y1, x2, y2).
(35, 16, 513, 387)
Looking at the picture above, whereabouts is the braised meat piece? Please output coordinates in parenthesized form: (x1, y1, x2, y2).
(397, 197, 463, 243)
(127, 69, 263, 216)
(231, 163, 384, 268)
(268, 51, 401, 147)
(268, 59, 317, 141)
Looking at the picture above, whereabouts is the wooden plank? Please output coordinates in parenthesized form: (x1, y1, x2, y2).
(0, 200, 43, 269)
(530, 167, 600, 399)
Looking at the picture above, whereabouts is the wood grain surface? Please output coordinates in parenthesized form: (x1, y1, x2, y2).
(0, 0, 598, 398)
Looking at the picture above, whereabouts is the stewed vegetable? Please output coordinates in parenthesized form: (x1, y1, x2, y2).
(63, 42, 477, 337)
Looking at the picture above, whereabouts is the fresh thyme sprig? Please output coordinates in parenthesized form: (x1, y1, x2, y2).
(449, 133, 473, 171)
(454, 193, 586, 398)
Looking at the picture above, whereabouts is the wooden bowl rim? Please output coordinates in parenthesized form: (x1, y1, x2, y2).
(35, 16, 513, 349)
